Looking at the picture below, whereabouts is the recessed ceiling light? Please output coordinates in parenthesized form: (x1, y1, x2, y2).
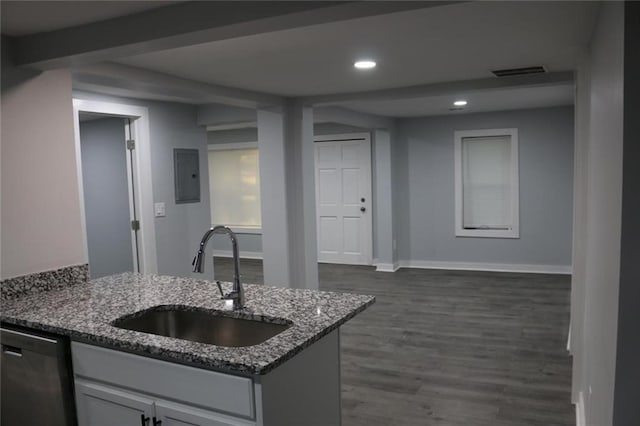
(354, 60, 376, 69)
(453, 100, 468, 106)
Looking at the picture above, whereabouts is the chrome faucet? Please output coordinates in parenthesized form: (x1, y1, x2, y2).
(192, 226, 245, 310)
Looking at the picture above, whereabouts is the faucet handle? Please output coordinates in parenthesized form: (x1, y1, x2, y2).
(215, 281, 225, 298)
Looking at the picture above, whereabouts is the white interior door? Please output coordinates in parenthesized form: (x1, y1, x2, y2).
(315, 134, 372, 265)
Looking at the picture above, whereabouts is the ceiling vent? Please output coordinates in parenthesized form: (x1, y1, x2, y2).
(491, 66, 547, 77)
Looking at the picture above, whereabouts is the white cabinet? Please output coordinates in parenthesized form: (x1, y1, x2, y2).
(75, 380, 154, 426)
(71, 342, 255, 419)
(155, 400, 253, 426)
(71, 330, 341, 426)
(75, 379, 252, 426)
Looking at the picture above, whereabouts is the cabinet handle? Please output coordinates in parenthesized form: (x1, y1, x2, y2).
(140, 414, 150, 425)
(152, 417, 162, 426)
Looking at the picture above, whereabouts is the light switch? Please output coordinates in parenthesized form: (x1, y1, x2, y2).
(154, 202, 166, 217)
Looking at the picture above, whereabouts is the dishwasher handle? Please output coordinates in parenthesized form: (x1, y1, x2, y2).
(2, 345, 23, 357)
(0, 328, 59, 356)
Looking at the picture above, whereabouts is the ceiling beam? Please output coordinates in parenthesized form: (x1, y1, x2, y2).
(196, 104, 394, 130)
(11, 1, 454, 69)
(314, 106, 394, 129)
(198, 103, 256, 126)
(301, 71, 576, 106)
(72, 63, 282, 108)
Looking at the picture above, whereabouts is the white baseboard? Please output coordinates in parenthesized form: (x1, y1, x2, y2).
(211, 252, 571, 275)
(575, 391, 586, 426)
(375, 262, 400, 272)
(397, 260, 572, 275)
(212, 249, 263, 260)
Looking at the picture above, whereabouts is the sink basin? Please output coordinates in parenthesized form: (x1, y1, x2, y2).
(112, 306, 291, 347)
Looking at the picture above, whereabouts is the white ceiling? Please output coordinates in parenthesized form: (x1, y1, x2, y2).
(339, 84, 575, 118)
(1, 1, 181, 36)
(2, 1, 595, 117)
(115, 1, 598, 98)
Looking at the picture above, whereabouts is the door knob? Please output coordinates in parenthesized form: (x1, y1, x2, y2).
(360, 207, 366, 212)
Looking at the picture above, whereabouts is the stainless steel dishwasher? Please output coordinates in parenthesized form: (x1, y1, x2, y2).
(1, 327, 76, 425)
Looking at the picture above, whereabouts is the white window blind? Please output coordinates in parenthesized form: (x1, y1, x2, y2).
(208, 147, 261, 228)
(462, 135, 512, 229)
(454, 128, 519, 238)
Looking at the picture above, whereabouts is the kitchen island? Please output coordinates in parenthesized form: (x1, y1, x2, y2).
(1, 273, 375, 426)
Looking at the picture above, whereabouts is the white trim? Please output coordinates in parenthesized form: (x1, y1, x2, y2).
(123, 120, 139, 272)
(454, 128, 520, 239)
(314, 132, 373, 266)
(575, 391, 585, 426)
(314, 132, 369, 142)
(318, 260, 371, 266)
(212, 225, 262, 235)
(72, 99, 158, 274)
(206, 254, 571, 275)
(72, 105, 89, 266)
(208, 141, 258, 151)
(397, 260, 572, 275)
(375, 263, 400, 272)
(212, 249, 263, 260)
(206, 122, 257, 132)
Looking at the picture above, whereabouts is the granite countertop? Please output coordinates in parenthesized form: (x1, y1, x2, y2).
(0, 273, 375, 375)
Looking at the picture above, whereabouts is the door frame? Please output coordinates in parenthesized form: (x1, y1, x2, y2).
(72, 98, 157, 274)
(314, 132, 373, 266)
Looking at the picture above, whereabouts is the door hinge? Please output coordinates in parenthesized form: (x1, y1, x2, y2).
(131, 220, 140, 231)
(126, 140, 135, 150)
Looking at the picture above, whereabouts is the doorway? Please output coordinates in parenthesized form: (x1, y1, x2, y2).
(314, 133, 372, 265)
(77, 114, 138, 277)
(73, 99, 157, 276)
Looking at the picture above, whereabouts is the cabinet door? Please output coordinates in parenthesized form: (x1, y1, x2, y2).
(75, 379, 154, 426)
(154, 400, 255, 426)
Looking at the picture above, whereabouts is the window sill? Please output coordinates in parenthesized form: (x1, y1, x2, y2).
(455, 229, 519, 239)
(212, 225, 262, 235)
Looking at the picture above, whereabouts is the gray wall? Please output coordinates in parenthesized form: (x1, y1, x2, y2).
(206, 124, 374, 257)
(207, 127, 258, 145)
(392, 123, 410, 264)
(613, 3, 640, 424)
(395, 106, 574, 267)
(372, 129, 394, 266)
(79, 118, 134, 278)
(149, 101, 211, 278)
(314, 122, 366, 135)
(74, 91, 212, 280)
(571, 2, 624, 425)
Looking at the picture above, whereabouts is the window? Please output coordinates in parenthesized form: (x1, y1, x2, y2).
(454, 128, 519, 238)
(208, 143, 261, 230)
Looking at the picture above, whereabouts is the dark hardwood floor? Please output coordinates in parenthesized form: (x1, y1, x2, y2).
(215, 258, 574, 426)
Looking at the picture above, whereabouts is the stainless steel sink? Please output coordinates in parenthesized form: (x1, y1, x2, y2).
(112, 306, 291, 347)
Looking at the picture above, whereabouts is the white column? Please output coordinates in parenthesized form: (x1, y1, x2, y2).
(257, 101, 318, 289)
(257, 108, 291, 287)
(373, 129, 395, 270)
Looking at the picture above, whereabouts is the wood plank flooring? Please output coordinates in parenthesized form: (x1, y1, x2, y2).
(214, 258, 574, 426)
